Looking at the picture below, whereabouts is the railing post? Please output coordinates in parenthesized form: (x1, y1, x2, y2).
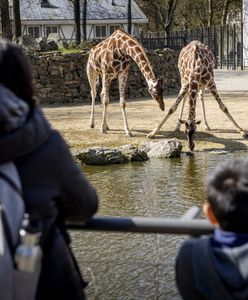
(181, 206, 201, 220)
(241, 22, 244, 70)
(227, 24, 230, 69)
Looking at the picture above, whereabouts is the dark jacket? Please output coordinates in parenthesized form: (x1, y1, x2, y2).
(176, 237, 248, 300)
(0, 86, 99, 300)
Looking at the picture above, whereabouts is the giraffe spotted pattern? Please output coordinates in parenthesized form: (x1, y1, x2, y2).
(148, 40, 248, 152)
(87, 28, 164, 137)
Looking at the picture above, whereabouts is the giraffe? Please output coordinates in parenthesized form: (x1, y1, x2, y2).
(86, 28, 164, 137)
(147, 40, 248, 152)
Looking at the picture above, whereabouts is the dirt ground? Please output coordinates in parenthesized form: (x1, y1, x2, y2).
(42, 70, 248, 153)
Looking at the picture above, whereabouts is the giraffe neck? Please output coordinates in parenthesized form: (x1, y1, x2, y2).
(188, 88, 197, 121)
(126, 45, 156, 83)
(115, 31, 156, 84)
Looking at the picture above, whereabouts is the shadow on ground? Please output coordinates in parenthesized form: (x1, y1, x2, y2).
(133, 129, 248, 152)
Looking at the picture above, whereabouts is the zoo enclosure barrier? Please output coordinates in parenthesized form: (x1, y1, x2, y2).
(139, 24, 243, 70)
(67, 206, 214, 237)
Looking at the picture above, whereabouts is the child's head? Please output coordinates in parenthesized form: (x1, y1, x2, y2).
(0, 39, 35, 108)
(205, 158, 248, 232)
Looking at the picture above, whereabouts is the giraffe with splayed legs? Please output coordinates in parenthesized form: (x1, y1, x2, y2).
(148, 40, 248, 152)
(87, 29, 164, 137)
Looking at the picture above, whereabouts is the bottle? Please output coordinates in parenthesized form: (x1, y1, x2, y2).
(14, 214, 43, 273)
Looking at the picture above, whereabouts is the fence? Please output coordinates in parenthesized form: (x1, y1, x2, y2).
(140, 24, 243, 70)
(67, 206, 214, 237)
(67, 207, 213, 298)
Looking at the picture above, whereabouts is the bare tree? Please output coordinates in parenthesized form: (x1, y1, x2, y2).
(74, 0, 81, 44)
(128, 0, 132, 34)
(208, 0, 213, 27)
(137, 0, 241, 32)
(137, 0, 179, 36)
(68, 0, 81, 43)
(221, 0, 231, 25)
(0, 0, 12, 39)
(82, 0, 87, 40)
(156, 0, 179, 36)
(176, 0, 208, 29)
(13, 0, 22, 39)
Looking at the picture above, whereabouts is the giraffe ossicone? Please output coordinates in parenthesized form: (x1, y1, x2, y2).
(148, 40, 248, 152)
(86, 28, 164, 137)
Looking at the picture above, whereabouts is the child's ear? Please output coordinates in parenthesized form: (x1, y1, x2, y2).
(203, 203, 219, 226)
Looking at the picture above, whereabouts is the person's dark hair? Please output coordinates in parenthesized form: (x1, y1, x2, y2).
(0, 39, 35, 109)
(206, 158, 248, 232)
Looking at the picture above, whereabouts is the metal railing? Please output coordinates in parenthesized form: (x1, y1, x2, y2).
(67, 206, 214, 237)
(140, 24, 243, 70)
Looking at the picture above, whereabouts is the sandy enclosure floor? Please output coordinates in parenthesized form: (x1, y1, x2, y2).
(42, 69, 248, 153)
(42, 90, 248, 153)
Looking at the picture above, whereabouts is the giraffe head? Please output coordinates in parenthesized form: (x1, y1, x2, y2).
(148, 78, 164, 111)
(179, 119, 201, 152)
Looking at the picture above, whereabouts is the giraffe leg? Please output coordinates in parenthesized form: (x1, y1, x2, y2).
(148, 85, 189, 138)
(87, 66, 98, 129)
(199, 87, 210, 131)
(175, 88, 187, 131)
(208, 82, 248, 137)
(100, 76, 110, 134)
(118, 71, 132, 137)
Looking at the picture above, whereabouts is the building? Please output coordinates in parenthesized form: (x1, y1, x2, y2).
(4, 0, 148, 41)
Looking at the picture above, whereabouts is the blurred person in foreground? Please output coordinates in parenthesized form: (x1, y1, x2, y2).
(176, 158, 248, 300)
(0, 39, 99, 300)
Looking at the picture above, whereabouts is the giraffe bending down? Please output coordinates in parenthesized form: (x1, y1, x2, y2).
(87, 28, 164, 137)
(147, 40, 248, 152)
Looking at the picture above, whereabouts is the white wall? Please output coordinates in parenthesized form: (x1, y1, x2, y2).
(60, 25, 74, 41)
(16, 22, 144, 42)
(86, 23, 142, 40)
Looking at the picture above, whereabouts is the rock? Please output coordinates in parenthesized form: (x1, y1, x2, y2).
(75, 141, 181, 165)
(47, 40, 58, 51)
(76, 147, 129, 165)
(36, 37, 49, 52)
(47, 33, 60, 44)
(140, 139, 182, 158)
(119, 144, 149, 162)
(75, 145, 148, 165)
(57, 39, 69, 49)
(47, 33, 68, 49)
(79, 40, 99, 50)
(19, 35, 40, 51)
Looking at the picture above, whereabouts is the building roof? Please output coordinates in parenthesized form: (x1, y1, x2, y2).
(87, 0, 147, 21)
(9, 0, 147, 23)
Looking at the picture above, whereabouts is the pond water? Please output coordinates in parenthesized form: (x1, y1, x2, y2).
(70, 151, 247, 300)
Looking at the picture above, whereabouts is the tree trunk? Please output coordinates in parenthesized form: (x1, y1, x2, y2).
(0, 0, 12, 40)
(221, 0, 230, 25)
(208, 0, 213, 27)
(13, 0, 22, 39)
(74, 0, 81, 44)
(162, 0, 179, 37)
(128, 0, 132, 34)
(82, 0, 87, 41)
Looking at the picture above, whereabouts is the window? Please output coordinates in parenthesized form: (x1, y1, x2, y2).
(109, 25, 121, 35)
(28, 26, 40, 38)
(46, 26, 58, 37)
(95, 25, 107, 39)
(95, 25, 122, 39)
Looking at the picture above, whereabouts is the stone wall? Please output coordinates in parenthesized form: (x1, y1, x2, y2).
(28, 49, 180, 104)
